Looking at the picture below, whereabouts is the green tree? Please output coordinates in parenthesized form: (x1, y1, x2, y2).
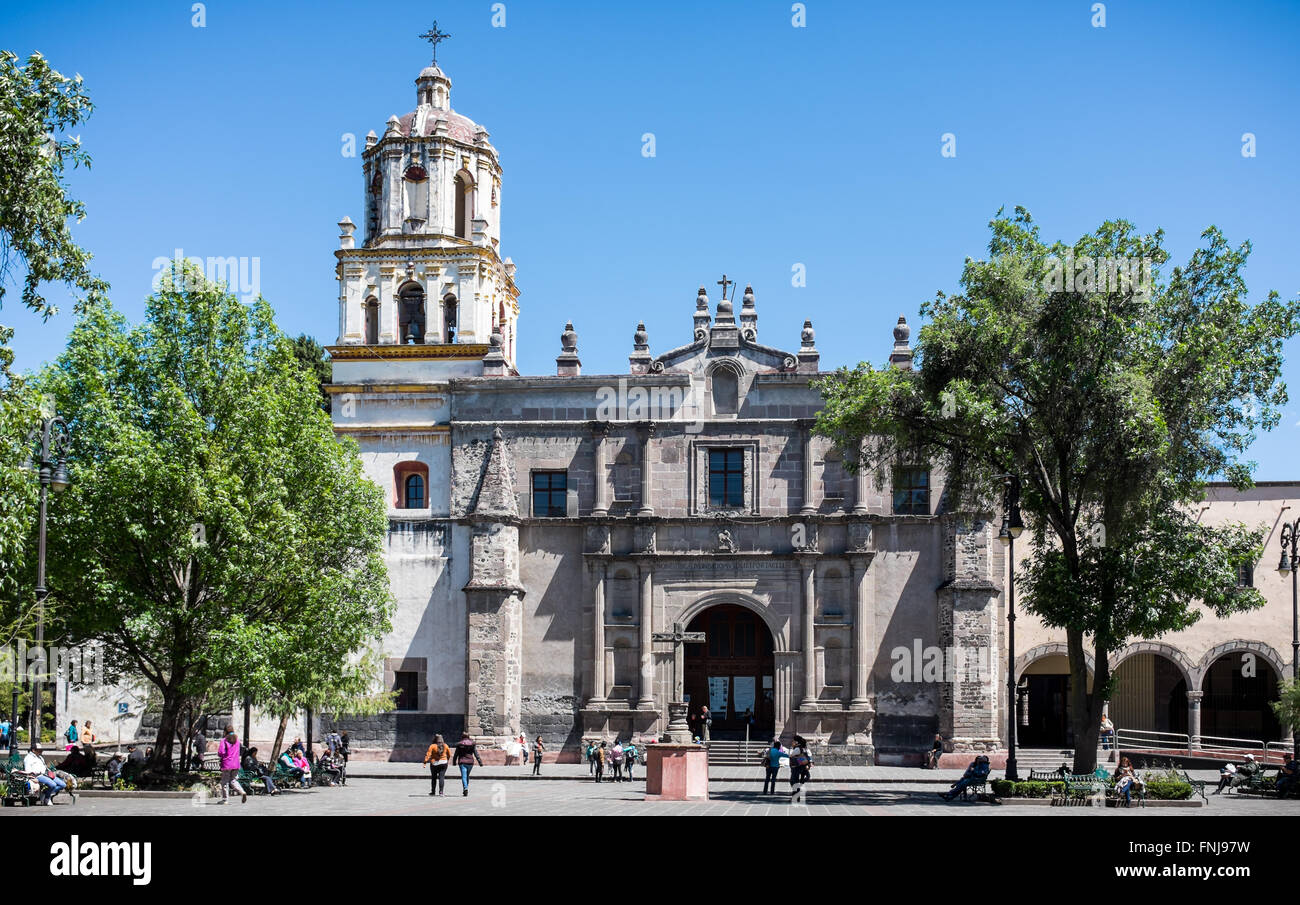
(291, 333, 332, 413)
(0, 50, 106, 610)
(39, 262, 392, 772)
(816, 209, 1299, 772)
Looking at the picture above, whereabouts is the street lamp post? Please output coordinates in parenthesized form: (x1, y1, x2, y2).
(996, 474, 1025, 782)
(1276, 517, 1300, 760)
(24, 416, 72, 750)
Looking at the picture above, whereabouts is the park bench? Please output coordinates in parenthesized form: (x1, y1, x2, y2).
(1027, 769, 1066, 783)
(957, 776, 989, 801)
(1228, 768, 1272, 795)
(1061, 771, 1145, 807)
(1177, 768, 1209, 802)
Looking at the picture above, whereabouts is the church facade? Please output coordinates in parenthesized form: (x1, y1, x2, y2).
(316, 51, 1298, 763)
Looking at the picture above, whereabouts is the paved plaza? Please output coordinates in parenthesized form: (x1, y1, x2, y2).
(8, 766, 1295, 817)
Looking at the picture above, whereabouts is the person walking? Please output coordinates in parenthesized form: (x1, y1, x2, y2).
(532, 736, 545, 776)
(788, 734, 812, 799)
(763, 738, 788, 794)
(594, 741, 607, 783)
(517, 732, 529, 767)
(453, 731, 484, 797)
(700, 706, 712, 743)
(63, 719, 79, 751)
(216, 726, 247, 804)
(424, 733, 451, 795)
(586, 740, 597, 775)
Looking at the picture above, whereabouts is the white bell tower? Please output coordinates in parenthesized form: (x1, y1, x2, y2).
(331, 25, 519, 371)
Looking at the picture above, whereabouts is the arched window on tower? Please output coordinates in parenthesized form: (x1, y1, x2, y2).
(366, 168, 382, 243)
(404, 474, 426, 509)
(364, 297, 379, 344)
(398, 282, 426, 344)
(404, 164, 429, 228)
(442, 295, 458, 343)
(454, 172, 473, 238)
(394, 461, 430, 509)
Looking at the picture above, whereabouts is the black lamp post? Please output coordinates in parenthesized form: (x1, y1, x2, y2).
(996, 474, 1025, 781)
(23, 416, 72, 750)
(1276, 517, 1300, 759)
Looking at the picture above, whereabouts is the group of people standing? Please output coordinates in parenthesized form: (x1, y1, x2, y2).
(762, 735, 813, 797)
(587, 739, 639, 782)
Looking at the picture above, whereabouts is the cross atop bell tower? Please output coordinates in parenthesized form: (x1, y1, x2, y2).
(418, 21, 451, 66)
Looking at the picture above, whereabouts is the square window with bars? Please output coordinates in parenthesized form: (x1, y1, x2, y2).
(708, 449, 744, 508)
(532, 471, 568, 517)
(892, 466, 930, 515)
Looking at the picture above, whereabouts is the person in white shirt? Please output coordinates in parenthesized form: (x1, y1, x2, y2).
(21, 744, 72, 805)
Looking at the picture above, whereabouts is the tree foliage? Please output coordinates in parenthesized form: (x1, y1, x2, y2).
(38, 262, 392, 771)
(0, 50, 107, 318)
(291, 333, 332, 414)
(0, 49, 106, 615)
(816, 208, 1300, 770)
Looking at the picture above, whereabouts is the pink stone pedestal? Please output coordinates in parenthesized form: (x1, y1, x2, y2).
(644, 743, 709, 801)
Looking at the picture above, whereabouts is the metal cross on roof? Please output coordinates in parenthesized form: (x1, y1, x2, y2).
(419, 21, 452, 65)
(716, 274, 733, 301)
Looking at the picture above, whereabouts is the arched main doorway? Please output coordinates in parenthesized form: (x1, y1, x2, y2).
(684, 604, 775, 736)
(1017, 651, 1094, 749)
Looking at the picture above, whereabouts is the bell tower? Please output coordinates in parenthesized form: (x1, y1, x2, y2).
(332, 25, 519, 370)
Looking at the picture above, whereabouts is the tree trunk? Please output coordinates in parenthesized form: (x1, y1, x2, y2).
(1068, 628, 1110, 773)
(271, 712, 289, 760)
(148, 690, 185, 773)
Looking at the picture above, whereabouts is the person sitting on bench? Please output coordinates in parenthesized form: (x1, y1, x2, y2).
(1275, 753, 1298, 797)
(1215, 754, 1259, 793)
(1113, 757, 1142, 805)
(941, 754, 990, 801)
(1213, 761, 1236, 794)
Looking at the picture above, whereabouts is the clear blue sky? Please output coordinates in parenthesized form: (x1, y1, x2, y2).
(4, 0, 1298, 476)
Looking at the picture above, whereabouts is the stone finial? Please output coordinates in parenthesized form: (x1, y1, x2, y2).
(890, 314, 914, 371)
(629, 321, 652, 374)
(693, 287, 711, 337)
(798, 319, 820, 373)
(482, 330, 509, 377)
(715, 283, 735, 324)
(365, 130, 378, 148)
(557, 321, 581, 376)
(739, 284, 757, 340)
(384, 115, 402, 138)
(338, 216, 356, 250)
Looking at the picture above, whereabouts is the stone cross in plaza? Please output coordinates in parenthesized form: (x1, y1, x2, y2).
(652, 621, 705, 743)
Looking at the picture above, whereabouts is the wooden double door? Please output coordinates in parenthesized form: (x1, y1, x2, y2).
(683, 605, 775, 735)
